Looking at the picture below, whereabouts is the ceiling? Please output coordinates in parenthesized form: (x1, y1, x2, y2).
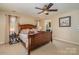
(0, 3, 79, 18)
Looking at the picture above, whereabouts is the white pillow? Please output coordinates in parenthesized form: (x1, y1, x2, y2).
(30, 28, 38, 34)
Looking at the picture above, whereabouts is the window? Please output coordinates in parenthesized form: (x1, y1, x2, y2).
(9, 15, 17, 34)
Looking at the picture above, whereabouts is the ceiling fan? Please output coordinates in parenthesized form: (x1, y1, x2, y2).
(35, 3, 58, 15)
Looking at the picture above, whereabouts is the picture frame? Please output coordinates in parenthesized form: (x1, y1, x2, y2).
(59, 16, 71, 27)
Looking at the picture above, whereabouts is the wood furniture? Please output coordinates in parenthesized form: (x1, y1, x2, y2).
(19, 24, 52, 55)
(29, 31, 52, 50)
(18, 24, 36, 33)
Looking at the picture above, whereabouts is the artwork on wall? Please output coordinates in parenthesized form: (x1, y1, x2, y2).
(59, 16, 71, 27)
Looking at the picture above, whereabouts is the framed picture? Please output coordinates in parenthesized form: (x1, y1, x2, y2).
(59, 16, 71, 27)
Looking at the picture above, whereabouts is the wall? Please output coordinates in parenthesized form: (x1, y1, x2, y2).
(19, 16, 35, 25)
(0, 11, 35, 44)
(52, 10, 79, 45)
(39, 19, 45, 31)
(0, 13, 6, 44)
(39, 17, 52, 31)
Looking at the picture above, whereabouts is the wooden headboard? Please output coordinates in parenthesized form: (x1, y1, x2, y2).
(18, 24, 36, 32)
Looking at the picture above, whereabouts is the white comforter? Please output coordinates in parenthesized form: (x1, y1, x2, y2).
(19, 33, 28, 43)
(19, 33, 28, 48)
(19, 28, 38, 48)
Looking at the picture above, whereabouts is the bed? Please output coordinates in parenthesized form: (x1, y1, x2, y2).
(18, 24, 52, 55)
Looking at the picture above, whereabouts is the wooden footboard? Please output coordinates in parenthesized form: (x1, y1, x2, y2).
(28, 31, 52, 54)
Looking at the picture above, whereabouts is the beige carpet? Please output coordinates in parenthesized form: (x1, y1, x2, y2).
(0, 40, 79, 55)
(0, 42, 28, 55)
(31, 40, 79, 55)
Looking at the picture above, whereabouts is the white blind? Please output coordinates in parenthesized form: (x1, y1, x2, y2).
(9, 16, 17, 34)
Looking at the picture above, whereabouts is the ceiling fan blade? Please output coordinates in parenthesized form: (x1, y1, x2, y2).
(35, 7, 43, 10)
(48, 9, 58, 11)
(38, 11, 44, 14)
(47, 3, 53, 9)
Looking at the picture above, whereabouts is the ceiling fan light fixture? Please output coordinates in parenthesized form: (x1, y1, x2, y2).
(44, 11, 49, 15)
(44, 11, 48, 13)
(35, 3, 57, 15)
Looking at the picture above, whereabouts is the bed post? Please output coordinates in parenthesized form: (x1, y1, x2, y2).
(28, 36, 31, 55)
(51, 32, 52, 42)
(28, 47, 30, 55)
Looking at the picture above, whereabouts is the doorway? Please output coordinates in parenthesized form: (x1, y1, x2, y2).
(45, 19, 52, 31)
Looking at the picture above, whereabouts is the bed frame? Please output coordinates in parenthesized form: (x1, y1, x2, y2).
(18, 24, 52, 55)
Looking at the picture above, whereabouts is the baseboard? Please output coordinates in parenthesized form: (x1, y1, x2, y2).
(54, 37, 79, 46)
(0, 42, 5, 44)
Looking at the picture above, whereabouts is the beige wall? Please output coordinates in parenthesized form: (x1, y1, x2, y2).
(39, 18, 52, 31)
(52, 10, 79, 45)
(19, 16, 35, 25)
(0, 13, 6, 44)
(39, 19, 45, 31)
(0, 11, 35, 44)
